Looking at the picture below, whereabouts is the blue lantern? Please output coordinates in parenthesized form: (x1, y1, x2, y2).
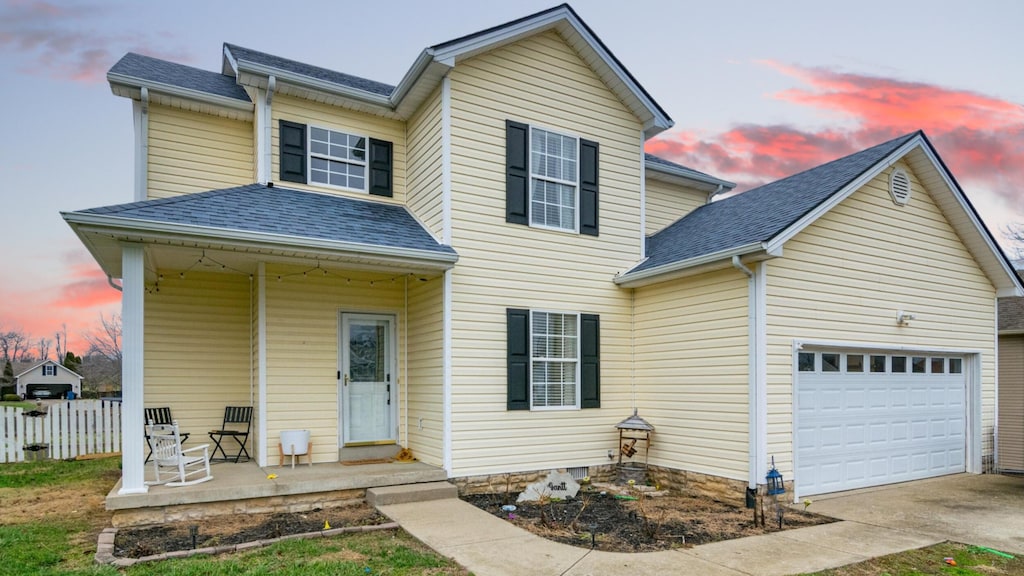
(766, 456, 785, 496)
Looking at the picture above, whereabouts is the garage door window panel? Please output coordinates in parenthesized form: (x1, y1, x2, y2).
(870, 355, 886, 373)
(846, 354, 864, 372)
(912, 357, 927, 373)
(798, 352, 816, 372)
(822, 353, 840, 372)
(931, 358, 945, 374)
(892, 356, 907, 373)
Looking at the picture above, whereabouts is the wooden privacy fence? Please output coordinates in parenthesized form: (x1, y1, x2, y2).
(0, 400, 122, 463)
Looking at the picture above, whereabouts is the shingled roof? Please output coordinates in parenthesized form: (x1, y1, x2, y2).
(108, 53, 251, 102)
(631, 132, 920, 275)
(224, 44, 395, 96)
(76, 184, 455, 257)
(1001, 263, 1024, 332)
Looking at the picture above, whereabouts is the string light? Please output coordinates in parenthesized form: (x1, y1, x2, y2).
(145, 253, 424, 294)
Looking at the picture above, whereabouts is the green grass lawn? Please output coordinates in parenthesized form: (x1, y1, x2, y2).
(801, 541, 1023, 576)
(0, 400, 38, 410)
(0, 457, 469, 576)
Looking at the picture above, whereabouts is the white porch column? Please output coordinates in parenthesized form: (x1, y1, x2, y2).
(119, 243, 148, 494)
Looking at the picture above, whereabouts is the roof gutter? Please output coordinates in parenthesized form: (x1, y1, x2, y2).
(107, 72, 253, 111)
(62, 211, 459, 267)
(614, 242, 765, 287)
(646, 161, 735, 191)
(390, 50, 449, 106)
(234, 60, 393, 108)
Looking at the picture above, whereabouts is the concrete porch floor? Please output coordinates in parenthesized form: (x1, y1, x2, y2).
(106, 459, 447, 517)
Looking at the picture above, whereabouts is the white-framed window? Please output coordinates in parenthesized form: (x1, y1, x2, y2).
(530, 310, 580, 409)
(42, 365, 57, 376)
(308, 126, 367, 191)
(530, 127, 578, 232)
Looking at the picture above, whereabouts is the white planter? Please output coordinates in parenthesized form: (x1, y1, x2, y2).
(280, 430, 310, 455)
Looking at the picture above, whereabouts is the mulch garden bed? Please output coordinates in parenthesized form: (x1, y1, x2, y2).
(114, 504, 389, 558)
(463, 488, 836, 553)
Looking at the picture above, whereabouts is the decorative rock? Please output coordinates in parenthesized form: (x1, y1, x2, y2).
(516, 471, 580, 502)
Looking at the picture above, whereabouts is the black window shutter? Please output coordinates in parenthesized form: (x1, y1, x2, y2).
(506, 120, 529, 225)
(580, 313, 600, 408)
(580, 139, 599, 236)
(507, 308, 530, 410)
(368, 138, 393, 197)
(279, 120, 306, 184)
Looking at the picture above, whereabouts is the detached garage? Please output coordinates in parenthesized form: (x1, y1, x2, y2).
(15, 360, 83, 400)
(795, 348, 970, 495)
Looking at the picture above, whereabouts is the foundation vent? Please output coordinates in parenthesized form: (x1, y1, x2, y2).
(567, 466, 589, 480)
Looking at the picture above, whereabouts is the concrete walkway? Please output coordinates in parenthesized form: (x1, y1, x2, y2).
(379, 474, 1024, 576)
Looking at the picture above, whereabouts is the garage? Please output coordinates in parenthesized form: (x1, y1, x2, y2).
(795, 349, 966, 496)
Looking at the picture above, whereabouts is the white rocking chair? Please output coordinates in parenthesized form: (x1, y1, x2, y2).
(145, 422, 213, 487)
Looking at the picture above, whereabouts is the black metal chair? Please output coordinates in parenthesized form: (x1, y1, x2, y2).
(208, 406, 253, 462)
(144, 407, 190, 463)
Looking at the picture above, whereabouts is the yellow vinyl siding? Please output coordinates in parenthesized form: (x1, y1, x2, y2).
(406, 86, 444, 238)
(645, 179, 706, 235)
(271, 95, 407, 204)
(765, 162, 998, 476)
(634, 269, 751, 480)
(147, 104, 254, 199)
(445, 30, 644, 477)
(999, 334, 1024, 470)
(263, 266, 406, 463)
(144, 271, 252, 443)
(405, 276, 445, 465)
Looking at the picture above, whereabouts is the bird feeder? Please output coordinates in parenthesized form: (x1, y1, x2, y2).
(766, 455, 785, 496)
(615, 409, 654, 484)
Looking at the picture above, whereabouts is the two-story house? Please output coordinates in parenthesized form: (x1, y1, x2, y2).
(63, 4, 1021, 518)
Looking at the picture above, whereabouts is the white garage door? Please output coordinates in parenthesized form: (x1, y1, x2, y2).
(795, 350, 965, 496)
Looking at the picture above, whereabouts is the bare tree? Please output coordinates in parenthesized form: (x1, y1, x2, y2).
(0, 327, 28, 364)
(36, 337, 51, 362)
(1005, 223, 1024, 260)
(84, 313, 122, 364)
(55, 323, 67, 362)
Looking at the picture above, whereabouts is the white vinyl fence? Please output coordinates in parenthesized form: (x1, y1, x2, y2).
(0, 400, 122, 463)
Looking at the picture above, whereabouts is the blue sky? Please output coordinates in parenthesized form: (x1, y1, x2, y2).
(1, 0, 1022, 353)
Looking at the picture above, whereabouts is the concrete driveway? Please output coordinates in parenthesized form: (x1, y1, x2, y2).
(810, 473, 1024, 554)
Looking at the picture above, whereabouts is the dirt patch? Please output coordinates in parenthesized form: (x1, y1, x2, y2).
(463, 489, 835, 553)
(114, 503, 389, 558)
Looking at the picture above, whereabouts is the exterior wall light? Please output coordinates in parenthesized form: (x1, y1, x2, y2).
(896, 311, 916, 326)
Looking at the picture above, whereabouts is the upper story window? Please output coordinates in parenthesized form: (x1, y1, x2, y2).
(309, 127, 367, 191)
(42, 365, 57, 376)
(530, 128, 578, 231)
(505, 120, 599, 236)
(279, 120, 393, 198)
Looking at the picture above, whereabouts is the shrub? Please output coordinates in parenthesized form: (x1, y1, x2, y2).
(3, 394, 22, 402)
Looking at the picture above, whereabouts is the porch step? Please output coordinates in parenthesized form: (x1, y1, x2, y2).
(366, 481, 458, 507)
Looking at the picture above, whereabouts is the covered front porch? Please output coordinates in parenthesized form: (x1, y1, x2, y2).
(107, 459, 447, 526)
(62, 183, 458, 503)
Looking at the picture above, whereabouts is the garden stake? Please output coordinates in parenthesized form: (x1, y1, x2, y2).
(189, 525, 198, 549)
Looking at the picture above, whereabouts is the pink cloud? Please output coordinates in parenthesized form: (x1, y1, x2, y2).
(0, 249, 119, 356)
(647, 63, 1024, 208)
(0, 0, 193, 83)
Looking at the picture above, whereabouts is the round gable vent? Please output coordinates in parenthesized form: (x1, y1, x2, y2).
(889, 168, 912, 206)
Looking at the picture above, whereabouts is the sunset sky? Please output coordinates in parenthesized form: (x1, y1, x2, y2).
(1, 0, 1022, 356)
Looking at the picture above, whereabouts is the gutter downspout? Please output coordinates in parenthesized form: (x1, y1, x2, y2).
(732, 256, 761, 490)
(706, 184, 724, 204)
(107, 275, 123, 292)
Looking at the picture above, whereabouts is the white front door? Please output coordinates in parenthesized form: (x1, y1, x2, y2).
(340, 313, 396, 446)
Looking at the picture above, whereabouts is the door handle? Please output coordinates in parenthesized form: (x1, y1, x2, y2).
(386, 384, 391, 405)
(344, 374, 349, 386)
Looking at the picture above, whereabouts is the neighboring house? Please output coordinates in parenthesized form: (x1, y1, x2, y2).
(15, 360, 83, 399)
(62, 4, 1022, 503)
(998, 260, 1024, 471)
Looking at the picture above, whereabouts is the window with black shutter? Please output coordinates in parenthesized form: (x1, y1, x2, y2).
(505, 121, 599, 235)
